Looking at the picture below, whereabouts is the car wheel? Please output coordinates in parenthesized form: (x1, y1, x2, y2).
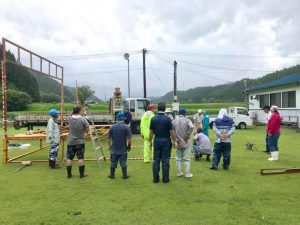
(238, 122, 247, 129)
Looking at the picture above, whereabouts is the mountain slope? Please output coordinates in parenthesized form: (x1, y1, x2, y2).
(158, 64, 300, 102)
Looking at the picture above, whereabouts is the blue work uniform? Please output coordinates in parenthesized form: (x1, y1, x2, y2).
(108, 122, 132, 169)
(150, 112, 173, 183)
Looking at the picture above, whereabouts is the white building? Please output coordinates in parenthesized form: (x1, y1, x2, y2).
(247, 74, 300, 128)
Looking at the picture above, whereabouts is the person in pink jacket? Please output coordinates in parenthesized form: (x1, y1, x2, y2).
(267, 105, 281, 161)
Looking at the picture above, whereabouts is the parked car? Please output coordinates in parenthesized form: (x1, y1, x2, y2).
(209, 107, 253, 129)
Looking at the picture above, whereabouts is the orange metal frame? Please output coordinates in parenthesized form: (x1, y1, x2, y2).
(1, 38, 64, 163)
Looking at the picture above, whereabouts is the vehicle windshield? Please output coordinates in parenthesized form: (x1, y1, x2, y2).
(137, 99, 150, 111)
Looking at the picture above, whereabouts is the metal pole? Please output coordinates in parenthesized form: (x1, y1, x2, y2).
(2, 38, 8, 163)
(174, 60, 177, 103)
(76, 80, 79, 106)
(127, 59, 130, 97)
(61, 69, 64, 126)
(143, 48, 147, 98)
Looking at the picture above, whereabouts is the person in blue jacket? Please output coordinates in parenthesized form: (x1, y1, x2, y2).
(210, 109, 235, 170)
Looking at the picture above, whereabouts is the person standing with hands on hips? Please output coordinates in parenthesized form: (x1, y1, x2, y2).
(149, 102, 176, 184)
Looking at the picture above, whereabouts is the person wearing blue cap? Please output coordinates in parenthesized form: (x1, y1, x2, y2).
(46, 109, 60, 169)
(173, 108, 194, 178)
(108, 112, 132, 179)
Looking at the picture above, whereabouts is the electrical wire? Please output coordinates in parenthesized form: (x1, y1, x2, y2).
(150, 52, 273, 73)
(148, 50, 300, 59)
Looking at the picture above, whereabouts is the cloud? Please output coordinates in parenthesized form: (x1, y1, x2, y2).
(0, 0, 300, 98)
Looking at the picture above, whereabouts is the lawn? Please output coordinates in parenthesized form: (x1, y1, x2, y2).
(0, 126, 300, 225)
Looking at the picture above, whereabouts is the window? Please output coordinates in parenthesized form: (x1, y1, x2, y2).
(130, 100, 135, 112)
(282, 91, 296, 108)
(124, 101, 129, 110)
(137, 100, 150, 110)
(270, 92, 281, 107)
(237, 108, 249, 116)
(259, 94, 269, 108)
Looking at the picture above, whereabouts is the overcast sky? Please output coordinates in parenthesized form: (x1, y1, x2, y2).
(1, 0, 300, 99)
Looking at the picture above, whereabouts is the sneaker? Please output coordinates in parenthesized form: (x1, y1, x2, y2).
(210, 167, 217, 170)
(185, 174, 193, 178)
(177, 172, 183, 177)
(206, 157, 211, 162)
(108, 175, 115, 179)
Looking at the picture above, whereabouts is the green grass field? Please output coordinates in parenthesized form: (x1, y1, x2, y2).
(6, 102, 247, 118)
(1, 126, 300, 225)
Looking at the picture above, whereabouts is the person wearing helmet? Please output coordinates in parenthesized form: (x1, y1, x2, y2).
(46, 109, 60, 169)
(140, 105, 155, 163)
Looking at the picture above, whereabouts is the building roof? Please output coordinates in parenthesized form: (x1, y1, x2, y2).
(248, 73, 300, 92)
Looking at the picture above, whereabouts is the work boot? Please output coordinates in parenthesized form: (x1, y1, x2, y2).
(206, 155, 211, 162)
(122, 167, 129, 179)
(108, 168, 115, 179)
(184, 161, 193, 178)
(50, 160, 60, 169)
(67, 166, 72, 178)
(79, 165, 87, 178)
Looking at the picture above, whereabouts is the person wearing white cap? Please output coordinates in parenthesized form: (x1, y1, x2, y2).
(193, 109, 204, 133)
(267, 105, 281, 161)
(46, 109, 60, 169)
(165, 108, 174, 121)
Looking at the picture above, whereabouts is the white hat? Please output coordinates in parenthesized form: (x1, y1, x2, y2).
(198, 109, 203, 113)
(165, 108, 172, 113)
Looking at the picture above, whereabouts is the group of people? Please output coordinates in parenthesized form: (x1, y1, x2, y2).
(45, 102, 281, 182)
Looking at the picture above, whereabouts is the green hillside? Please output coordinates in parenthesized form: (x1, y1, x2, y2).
(0, 44, 41, 102)
(158, 64, 300, 102)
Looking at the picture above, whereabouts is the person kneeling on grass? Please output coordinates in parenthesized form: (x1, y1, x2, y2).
(108, 112, 132, 179)
(210, 108, 235, 171)
(193, 128, 213, 161)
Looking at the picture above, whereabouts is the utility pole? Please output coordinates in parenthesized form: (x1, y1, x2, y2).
(143, 48, 147, 98)
(173, 60, 177, 103)
(75, 80, 79, 106)
(172, 60, 179, 115)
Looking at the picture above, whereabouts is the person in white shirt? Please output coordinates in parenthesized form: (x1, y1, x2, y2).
(193, 128, 213, 161)
(262, 105, 272, 154)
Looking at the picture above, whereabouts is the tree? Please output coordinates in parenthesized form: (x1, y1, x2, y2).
(78, 86, 95, 105)
(41, 92, 61, 103)
(0, 89, 32, 111)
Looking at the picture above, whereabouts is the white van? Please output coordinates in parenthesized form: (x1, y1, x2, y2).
(210, 107, 253, 129)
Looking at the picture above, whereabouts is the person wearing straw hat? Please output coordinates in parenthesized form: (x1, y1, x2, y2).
(108, 112, 132, 179)
(46, 109, 60, 169)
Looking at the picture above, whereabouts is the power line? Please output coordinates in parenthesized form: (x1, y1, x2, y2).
(150, 52, 273, 73)
(66, 67, 142, 76)
(149, 50, 300, 59)
(149, 52, 233, 83)
(48, 50, 142, 61)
